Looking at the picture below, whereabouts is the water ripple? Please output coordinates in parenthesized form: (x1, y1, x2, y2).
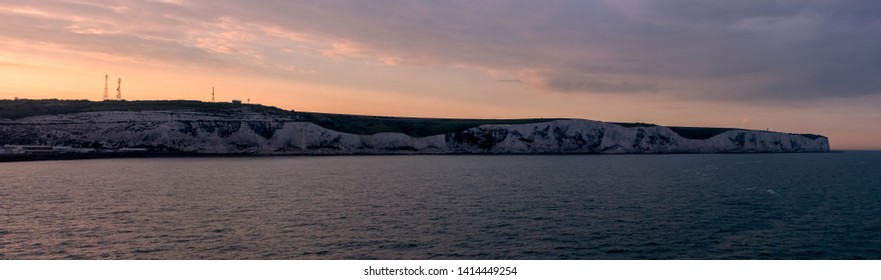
(1, 153, 880, 259)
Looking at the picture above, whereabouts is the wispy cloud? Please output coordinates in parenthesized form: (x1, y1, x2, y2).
(2, 0, 880, 100)
(214, 0, 881, 99)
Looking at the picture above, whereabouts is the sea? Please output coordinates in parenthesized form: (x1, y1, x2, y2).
(1, 152, 879, 260)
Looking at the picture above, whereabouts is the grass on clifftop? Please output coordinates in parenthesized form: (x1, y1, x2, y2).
(0, 99, 823, 140)
(0, 99, 290, 119)
(0, 99, 559, 137)
(296, 112, 560, 138)
(611, 121, 824, 140)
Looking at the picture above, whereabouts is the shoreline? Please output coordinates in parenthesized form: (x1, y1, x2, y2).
(0, 150, 846, 163)
(0, 152, 202, 163)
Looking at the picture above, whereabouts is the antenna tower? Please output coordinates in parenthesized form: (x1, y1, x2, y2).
(212, 86, 215, 102)
(116, 78, 122, 100)
(103, 75, 108, 100)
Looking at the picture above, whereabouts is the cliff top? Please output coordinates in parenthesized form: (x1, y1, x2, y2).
(0, 99, 290, 119)
(0, 99, 824, 140)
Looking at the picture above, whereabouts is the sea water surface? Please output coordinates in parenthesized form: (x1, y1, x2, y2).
(1, 152, 880, 259)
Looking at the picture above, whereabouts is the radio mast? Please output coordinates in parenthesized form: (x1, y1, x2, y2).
(116, 78, 122, 100)
(103, 75, 108, 100)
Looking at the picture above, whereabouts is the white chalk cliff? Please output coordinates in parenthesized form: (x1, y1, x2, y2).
(0, 111, 829, 154)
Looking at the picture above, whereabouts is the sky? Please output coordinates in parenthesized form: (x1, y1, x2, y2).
(1, 0, 880, 149)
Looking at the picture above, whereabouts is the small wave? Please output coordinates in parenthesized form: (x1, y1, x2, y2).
(219, 245, 245, 252)
(131, 248, 162, 254)
(301, 250, 330, 256)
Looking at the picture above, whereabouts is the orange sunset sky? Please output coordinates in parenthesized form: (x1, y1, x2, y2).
(1, 1, 880, 149)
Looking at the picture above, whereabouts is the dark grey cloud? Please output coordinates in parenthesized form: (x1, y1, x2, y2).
(547, 76, 660, 94)
(215, 0, 881, 99)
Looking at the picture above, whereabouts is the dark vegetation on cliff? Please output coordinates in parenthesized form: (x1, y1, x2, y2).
(610, 122, 824, 140)
(0, 99, 289, 118)
(0, 99, 823, 140)
(297, 112, 560, 138)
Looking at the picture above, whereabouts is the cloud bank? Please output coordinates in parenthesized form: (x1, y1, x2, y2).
(2, 0, 880, 100)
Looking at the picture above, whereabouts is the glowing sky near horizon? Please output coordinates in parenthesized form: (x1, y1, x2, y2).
(1, 1, 880, 149)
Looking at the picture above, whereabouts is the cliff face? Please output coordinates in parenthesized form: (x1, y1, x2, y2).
(0, 111, 830, 154)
